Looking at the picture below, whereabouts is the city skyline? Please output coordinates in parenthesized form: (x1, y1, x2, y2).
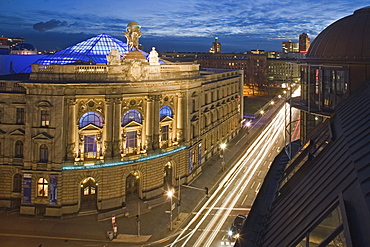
(1, 0, 369, 53)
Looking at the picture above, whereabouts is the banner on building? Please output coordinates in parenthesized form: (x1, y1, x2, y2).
(49, 174, 58, 205)
(23, 174, 32, 203)
(189, 149, 193, 173)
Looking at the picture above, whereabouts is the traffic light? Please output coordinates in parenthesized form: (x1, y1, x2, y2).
(135, 215, 140, 222)
(205, 187, 209, 196)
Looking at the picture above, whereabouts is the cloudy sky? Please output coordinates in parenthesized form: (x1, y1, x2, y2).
(1, 0, 369, 53)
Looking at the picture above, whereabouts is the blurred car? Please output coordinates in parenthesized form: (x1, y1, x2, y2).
(228, 214, 247, 240)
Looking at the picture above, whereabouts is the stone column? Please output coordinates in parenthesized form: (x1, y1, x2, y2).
(104, 98, 114, 159)
(113, 98, 122, 158)
(145, 97, 153, 151)
(66, 98, 76, 160)
(152, 95, 160, 150)
(176, 92, 184, 142)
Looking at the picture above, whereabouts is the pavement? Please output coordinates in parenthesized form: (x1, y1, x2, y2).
(0, 98, 285, 247)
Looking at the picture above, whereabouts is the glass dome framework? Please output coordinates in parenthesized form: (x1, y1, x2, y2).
(34, 34, 147, 65)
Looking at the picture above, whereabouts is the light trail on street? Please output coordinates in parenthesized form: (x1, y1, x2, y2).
(167, 88, 300, 247)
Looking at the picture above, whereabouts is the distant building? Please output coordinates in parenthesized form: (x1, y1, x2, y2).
(282, 40, 299, 53)
(238, 7, 370, 247)
(195, 52, 268, 95)
(10, 43, 37, 55)
(209, 37, 222, 53)
(299, 32, 310, 53)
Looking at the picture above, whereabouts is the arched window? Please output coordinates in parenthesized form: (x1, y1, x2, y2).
(122, 110, 142, 126)
(79, 112, 103, 128)
(13, 173, 22, 192)
(37, 178, 48, 197)
(160, 106, 173, 120)
(39, 144, 48, 163)
(15, 140, 23, 158)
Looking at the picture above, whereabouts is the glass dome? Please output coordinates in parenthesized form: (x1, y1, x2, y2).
(33, 34, 162, 65)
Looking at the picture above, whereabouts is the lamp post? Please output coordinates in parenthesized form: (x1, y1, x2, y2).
(220, 143, 226, 171)
(167, 189, 174, 230)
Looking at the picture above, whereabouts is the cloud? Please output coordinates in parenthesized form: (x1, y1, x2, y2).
(33, 19, 68, 33)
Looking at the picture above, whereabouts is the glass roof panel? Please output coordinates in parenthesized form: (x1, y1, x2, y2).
(32, 34, 165, 65)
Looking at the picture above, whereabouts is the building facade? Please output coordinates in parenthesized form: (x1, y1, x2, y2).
(298, 33, 310, 53)
(0, 32, 243, 217)
(195, 52, 268, 95)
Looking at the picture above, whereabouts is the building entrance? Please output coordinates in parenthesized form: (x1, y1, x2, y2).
(126, 173, 139, 196)
(80, 177, 97, 212)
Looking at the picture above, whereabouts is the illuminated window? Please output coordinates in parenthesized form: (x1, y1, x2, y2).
(39, 144, 48, 163)
(15, 140, 23, 158)
(84, 135, 97, 159)
(122, 110, 142, 126)
(41, 110, 50, 127)
(79, 112, 103, 128)
(37, 178, 48, 197)
(160, 106, 173, 120)
(126, 131, 137, 148)
(161, 125, 169, 141)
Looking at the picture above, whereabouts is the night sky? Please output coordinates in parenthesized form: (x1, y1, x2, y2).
(1, 0, 369, 53)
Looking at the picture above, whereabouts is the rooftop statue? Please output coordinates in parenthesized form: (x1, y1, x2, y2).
(106, 47, 121, 65)
(149, 47, 160, 65)
(124, 22, 142, 51)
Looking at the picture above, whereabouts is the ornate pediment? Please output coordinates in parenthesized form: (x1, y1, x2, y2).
(9, 128, 25, 135)
(160, 116, 173, 123)
(122, 121, 142, 128)
(80, 123, 102, 131)
(32, 132, 53, 140)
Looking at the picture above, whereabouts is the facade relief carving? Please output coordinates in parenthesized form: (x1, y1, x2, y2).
(78, 99, 105, 117)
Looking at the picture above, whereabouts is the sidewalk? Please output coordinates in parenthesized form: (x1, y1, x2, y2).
(0, 98, 284, 246)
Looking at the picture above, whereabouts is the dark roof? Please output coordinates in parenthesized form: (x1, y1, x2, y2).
(307, 7, 370, 61)
(237, 81, 370, 246)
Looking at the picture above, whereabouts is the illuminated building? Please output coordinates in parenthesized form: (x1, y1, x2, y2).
(298, 32, 310, 53)
(238, 7, 370, 246)
(0, 28, 243, 216)
(282, 40, 298, 53)
(209, 37, 222, 53)
(195, 52, 268, 95)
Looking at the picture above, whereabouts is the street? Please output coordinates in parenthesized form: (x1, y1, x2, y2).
(166, 97, 299, 247)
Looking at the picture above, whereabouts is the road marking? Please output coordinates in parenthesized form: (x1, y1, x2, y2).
(255, 182, 261, 193)
(241, 194, 249, 205)
(250, 181, 255, 189)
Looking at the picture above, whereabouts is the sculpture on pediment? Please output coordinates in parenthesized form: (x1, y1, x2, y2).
(124, 22, 142, 50)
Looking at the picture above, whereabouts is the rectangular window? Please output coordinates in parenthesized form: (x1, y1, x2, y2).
(161, 125, 169, 142)
(126, 131, 137, 149)
(41, 110, 50, 127)
(16, 108, 25, 124)
(84, 135, 97, 159)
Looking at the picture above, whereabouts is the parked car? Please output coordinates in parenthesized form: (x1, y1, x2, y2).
(228, 214, 247, 240)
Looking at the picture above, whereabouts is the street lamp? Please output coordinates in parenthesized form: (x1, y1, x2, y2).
(167, 189, 174, 230)
(220, 143, 226, 171)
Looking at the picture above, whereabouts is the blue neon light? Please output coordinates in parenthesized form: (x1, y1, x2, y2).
(62, 146, 186, 171)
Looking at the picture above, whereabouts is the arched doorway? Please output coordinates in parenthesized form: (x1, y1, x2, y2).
(164, 162, 173, 191)
(126, 171, 140, 200)
(80, 177, 97, 212)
